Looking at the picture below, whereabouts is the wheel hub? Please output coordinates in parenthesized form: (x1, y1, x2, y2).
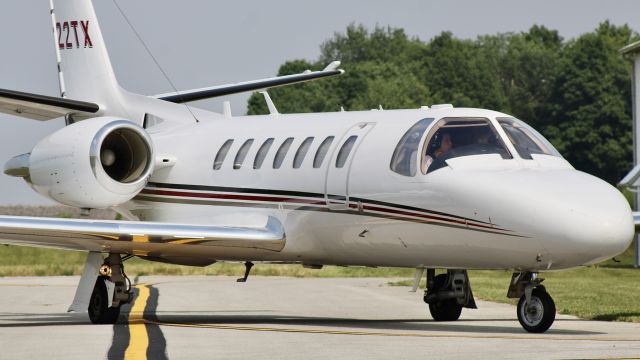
(522, 297, 543, 326)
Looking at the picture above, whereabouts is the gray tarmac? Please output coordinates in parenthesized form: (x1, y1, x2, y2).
(0, 276, 639, 359)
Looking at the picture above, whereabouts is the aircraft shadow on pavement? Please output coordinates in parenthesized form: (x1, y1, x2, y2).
(146, 313, 604, 336)
(0, 309, 608, 336)
(0, 312, 91, 328)
(0, 300, 609, 338)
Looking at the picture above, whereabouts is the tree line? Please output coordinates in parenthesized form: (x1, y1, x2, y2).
(247, 22, 638, 184)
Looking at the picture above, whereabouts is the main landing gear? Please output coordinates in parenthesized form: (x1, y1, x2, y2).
(88, 254, 133, 324)
(423, 269, 477, 321)
(508, 272, 556, 333)
(421, 269, 556, 333)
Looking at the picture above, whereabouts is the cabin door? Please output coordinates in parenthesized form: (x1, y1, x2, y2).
(324, 122, 375, 210)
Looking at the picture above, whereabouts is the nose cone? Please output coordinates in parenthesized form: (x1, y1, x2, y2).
(451, 169, 634, 269)
(558, 174, 633, 260)
(514, 170, 633, 267)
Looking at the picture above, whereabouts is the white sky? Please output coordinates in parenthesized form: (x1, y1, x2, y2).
(1, 0, 639, 205)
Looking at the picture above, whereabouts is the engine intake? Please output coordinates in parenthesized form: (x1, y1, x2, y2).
(90, 120, 153, 187)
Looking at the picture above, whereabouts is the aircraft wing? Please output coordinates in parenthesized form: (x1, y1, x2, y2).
(154, 61, 344, 104)
(0, 215, 286, 256)
(0, 88, 100, 121)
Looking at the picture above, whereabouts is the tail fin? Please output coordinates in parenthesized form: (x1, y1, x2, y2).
(50, 0, 123, 113)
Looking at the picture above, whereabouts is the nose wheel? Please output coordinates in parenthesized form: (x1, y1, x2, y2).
(509, 272, 556, 333)
(517, 287, 556, 333)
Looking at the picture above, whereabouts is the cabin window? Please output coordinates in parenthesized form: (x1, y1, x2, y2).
(273, 137, 294, 169)
(336, 136, 358, 168)
(213, 139, 234, 170)
(293, 137, 314, 168)
(497, 117, 561, 159)
(422, 118, 512, 174)
(253, 138, 274, 169)
(313, 136, 334, 168)
(390, 118, 432, 176)
(233, 139, 254, 169)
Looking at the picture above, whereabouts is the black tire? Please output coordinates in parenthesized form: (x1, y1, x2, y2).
(517, 288, 555, 333)
(88, 278, 121, 324)
(428, 274, 463, 321)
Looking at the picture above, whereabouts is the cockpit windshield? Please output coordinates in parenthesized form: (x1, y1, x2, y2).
(497, 117, 561, 159)
(422, 118, 512, 174)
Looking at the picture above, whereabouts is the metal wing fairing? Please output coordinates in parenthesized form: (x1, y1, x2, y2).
(0, 215, 286, 264)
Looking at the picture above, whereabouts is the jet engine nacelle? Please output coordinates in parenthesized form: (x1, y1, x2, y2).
(26, 117, 154, 208)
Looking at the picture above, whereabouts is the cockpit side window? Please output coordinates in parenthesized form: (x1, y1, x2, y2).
(497, 117, 561, 159)
(422, 118, 512, 174)
(390, 118, 433, 176)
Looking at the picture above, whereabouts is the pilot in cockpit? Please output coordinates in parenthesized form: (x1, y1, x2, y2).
(421, 130, 452, 174)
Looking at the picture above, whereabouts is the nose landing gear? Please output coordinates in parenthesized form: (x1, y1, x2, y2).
(509, 272, 556, 333)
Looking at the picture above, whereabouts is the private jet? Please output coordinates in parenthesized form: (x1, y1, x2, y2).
(0, 0, 634, 333)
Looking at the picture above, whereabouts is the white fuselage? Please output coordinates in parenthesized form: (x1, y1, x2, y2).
(122, 106, 634, 271)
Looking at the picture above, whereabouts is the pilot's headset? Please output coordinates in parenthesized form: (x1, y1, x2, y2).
(429, 131, 444, 156)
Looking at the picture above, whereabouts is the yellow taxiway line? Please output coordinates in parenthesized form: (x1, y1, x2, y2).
(124, 284, 150, 360)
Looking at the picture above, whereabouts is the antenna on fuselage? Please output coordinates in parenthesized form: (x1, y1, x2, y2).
(111, 0, 200, 123)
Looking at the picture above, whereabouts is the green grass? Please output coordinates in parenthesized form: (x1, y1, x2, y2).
(0, 245, 416, 278)
(1, 239, 639, 322)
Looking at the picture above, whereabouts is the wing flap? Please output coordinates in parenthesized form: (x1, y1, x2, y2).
(0, 88, 100, 121)
(155, 64, 344, 104)
(0, 215, 286, 254)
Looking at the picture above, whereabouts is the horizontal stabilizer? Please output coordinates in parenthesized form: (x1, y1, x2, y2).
(155, 64, 344, 104)
(0, 88, 100, 121)
(0, 215, 286, 254)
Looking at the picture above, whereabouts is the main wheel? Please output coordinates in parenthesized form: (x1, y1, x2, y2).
(427, 274, 463, 321)
(517, 288, 555, 333)
(88, 278, 121, 324)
